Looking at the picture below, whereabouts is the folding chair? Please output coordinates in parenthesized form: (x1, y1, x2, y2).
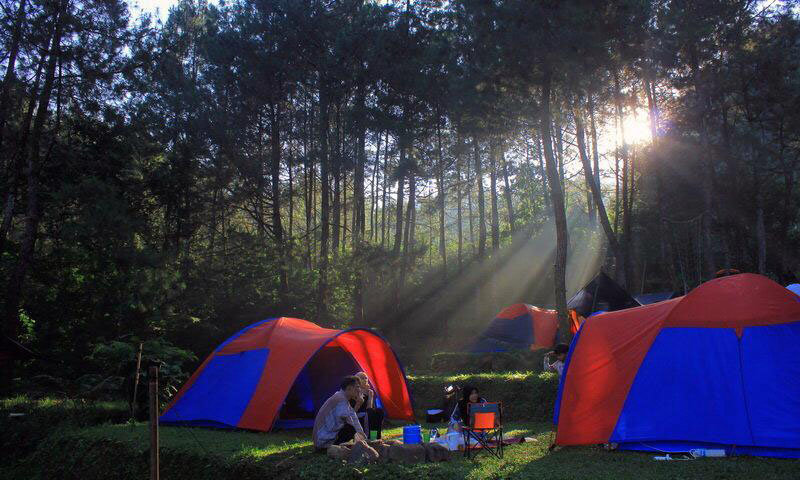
(463, 402, 503, 459)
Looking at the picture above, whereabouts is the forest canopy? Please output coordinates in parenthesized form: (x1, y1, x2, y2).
(1, 0, 798, 382)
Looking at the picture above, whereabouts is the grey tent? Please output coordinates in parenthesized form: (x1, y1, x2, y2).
(567, 271, 640, 317)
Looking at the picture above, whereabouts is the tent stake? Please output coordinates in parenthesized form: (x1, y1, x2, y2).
(149, 366, 159, 480)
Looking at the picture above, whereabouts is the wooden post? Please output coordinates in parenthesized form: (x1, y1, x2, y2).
(131, 342, 143, 418)
(149, 365, 159, 480)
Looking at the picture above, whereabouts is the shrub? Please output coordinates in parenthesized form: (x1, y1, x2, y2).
(405, 371, 559, 423)
(426, 350, 550, 374)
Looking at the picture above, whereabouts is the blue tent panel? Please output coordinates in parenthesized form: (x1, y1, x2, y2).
(160, 348, 270, 427)
(610, 328, 753, 446)
(634, 292, 677, 305)
(470, 314, 532, 353)
(741, 321, 800, 449)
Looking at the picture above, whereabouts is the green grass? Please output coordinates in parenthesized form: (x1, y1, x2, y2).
(7, 421, 800, 480)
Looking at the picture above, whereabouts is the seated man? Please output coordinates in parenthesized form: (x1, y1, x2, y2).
(352, 371, 385, 439)
(543, 343, 569, 376)
(312, 376, 367, 450)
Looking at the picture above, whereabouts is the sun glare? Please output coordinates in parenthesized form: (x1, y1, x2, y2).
(622, 111, 652, 145)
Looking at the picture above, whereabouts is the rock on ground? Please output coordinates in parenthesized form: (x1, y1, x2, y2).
(424, 442, 451, 462)
(348, 440, 380, 464)
(387, 444, 426, 463)
(326, 444, 351, 461)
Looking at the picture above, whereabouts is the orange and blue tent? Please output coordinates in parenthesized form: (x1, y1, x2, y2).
(160, 317, 415, 431)
(470, 304, 559, 352)
(555, 274, 800, 457)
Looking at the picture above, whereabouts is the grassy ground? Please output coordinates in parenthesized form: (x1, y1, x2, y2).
(7, 420, 800, 480)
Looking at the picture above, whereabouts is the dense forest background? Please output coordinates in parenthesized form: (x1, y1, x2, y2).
(1, 0, 799, 384)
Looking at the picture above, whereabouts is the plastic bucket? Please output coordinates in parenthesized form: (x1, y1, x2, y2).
(403, 425, 422, 444)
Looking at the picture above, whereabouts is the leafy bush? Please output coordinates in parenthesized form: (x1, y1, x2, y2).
(426, 350, 550, 374)
(87, 337, 197, 403)
(406, 371, 560, 422)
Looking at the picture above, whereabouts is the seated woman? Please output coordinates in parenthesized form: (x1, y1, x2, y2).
(449, 385, 486, 432)
(350, 371, 385, 439)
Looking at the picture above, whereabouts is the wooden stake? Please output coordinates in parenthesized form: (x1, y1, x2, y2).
(149, 365, 159, 480)
(131, 342, 143, 418)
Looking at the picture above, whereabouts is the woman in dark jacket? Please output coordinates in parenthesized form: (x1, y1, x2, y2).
(450, 385, 486, 430)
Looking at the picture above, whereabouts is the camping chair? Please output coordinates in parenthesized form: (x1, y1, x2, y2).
(463, 402, 503, 459)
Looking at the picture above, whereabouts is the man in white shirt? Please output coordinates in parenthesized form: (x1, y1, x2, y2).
(543, 343, 569, 376)
(312, 376, 366, 449)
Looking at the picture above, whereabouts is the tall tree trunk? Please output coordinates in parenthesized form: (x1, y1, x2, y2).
(474, 136, 486, 258)
(393, 171, 405, 255)
(304, 102, 312, 268)
(370, 131, 381, 243)
(489, 137, 500, 252)
(500, 140, 514, 235)
(288, 137, 294, 239)
(456, 134, 463, 273)
(381, 132, 389, 248)
(342, 170, 347, 255)
(614, 69, 629, 285)
(689, 46, 716, 279)
(332, 106, 341, 258)
(270, 102, 289, 301)
(0, 0, 28, 157)
(535, 130, 550, 213)
(315, 81, 330, 322)
(353, 87, 366, 247)
(539, 72, 570, 335)
(467, 155, 474, 255)
(403, 172, 415, 252)
(0, 50, 45, 255)
(575, 104, 626, 287)
(589, 94, 601, 219)
(437, 120, 446, 275)
(4, 0, 65, 358)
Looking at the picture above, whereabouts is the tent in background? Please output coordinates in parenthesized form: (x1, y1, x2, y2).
(567, 271, 640, 317)
(555, 274, 800, 458)
(788, 283, 800, 296)
(470, 304, 559, 353)
(634, 291, 679, 305)
(161, 317, 415, 431)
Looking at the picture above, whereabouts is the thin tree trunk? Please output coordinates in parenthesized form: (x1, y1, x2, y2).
(576, 104, 626, 287)
(588, 94, 600, 225)
(342, 170, 347, 255)
(474, 136, 486, 258)
(535, 131, 550, 213)
(437, 120, 446, 274)
(381, 132, 389, 248)
(467, 151, 474, 255)
(304, 102, 312, 268)
(370, 131, 381, 243)
(270, 102, 289, 300)
(332, 106, 341, 258)
(489, 137, 500, 252)
(500, 140, 514, 235)
(690, 46, 716, 279)
(315, 81, 330, 322)
(393, 171, 405, 255)
(353, 87, 366, 247)
(456, 134, 463, 273)
(539, 72, 570, 335)
(614, 70, 631, 286)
